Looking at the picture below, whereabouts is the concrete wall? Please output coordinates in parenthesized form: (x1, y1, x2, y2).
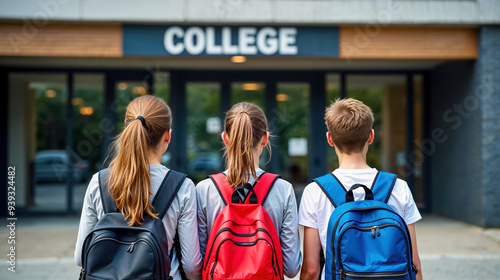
(8, 74, 30, 208)
(477, 26, 500, 227)
(430, 26, 500, 227)
(430, 60, 483, 225)
(0, 0, 499, 24)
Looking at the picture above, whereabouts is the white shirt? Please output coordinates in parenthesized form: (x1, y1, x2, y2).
(298, 168, 421, 280)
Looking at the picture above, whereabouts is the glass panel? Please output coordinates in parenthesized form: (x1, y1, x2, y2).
(413, 75, 425, 207)
(72, 73, 105, 212)
(326, 74, 341, 172)
(115, 81, 148, 132)
(73, 73, 105, 175)
(8, 73, 68, 212)
(186, 83, 222, 183)
(153, 72, 171, 166)
(154, 72, 170, 104)
(346, 75, 407, 179)
(231, 82, 266, 109)
(230, 81, 270, 169)
(276, 82, 310, 185)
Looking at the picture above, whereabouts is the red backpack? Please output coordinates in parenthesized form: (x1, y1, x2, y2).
(203, 172, 284, 280)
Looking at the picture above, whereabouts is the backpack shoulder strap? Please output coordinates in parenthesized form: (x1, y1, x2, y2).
(313, 173, 347, 208)
(371, 171, 397, 203)
(98, 168, 117, 214)
(252, 172, 280, 205)
(209, 173, 232, 205)
(151, 170, 187, 220)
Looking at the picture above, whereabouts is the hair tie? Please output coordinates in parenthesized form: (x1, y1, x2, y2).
(136, 116, 146, 127)
(239, 111, 249, 115)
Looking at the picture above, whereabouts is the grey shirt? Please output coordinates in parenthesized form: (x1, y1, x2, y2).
(75, 165, 202, 280)
(196, 168, 302, 278)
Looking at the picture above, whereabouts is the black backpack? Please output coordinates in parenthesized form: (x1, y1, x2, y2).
(80, 168, 187, 280)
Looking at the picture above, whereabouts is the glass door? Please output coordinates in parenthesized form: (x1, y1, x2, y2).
(230, 81, 271, 170)
(8, 73, 69, 212)
(186, 82, 222, 183)
(344, 74, 425, 207)
(114, 80, 149, 132)
(276, 82, 310, 186)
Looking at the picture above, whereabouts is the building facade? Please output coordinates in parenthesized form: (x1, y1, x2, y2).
(1, 0, 499, 227)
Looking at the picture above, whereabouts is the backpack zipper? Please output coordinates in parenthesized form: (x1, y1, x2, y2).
(209, 238, 278, 280)
(342, 270, 408, 279)
(336, 223, 412, 280)
(370, 226, 381, 238)
(127, 241, 137, 253)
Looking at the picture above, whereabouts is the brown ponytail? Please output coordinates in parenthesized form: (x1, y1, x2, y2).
(224, 102, 269, 188)
(107, 95, 171, 226)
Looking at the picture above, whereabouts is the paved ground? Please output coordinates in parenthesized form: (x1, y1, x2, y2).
(0, 214, 499, 280)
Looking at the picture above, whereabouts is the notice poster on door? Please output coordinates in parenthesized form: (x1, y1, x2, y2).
(288, 138, 308, 157)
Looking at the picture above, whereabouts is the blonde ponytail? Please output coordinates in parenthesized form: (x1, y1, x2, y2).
(224, 103, 269, 188)
(107, 95, 171, 226)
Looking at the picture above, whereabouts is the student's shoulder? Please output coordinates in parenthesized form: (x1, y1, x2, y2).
(300, 180, 326, 202)
(272, 176, 293, 191)
(160, 167, 195, 191)
(178, 176, 195, 193)
(88, 170, 104, 193)
(391, 176, 410, 193)
(304, 179, 324, 193)
(389, 176, 413, 203)
(195, 176, 216, 193)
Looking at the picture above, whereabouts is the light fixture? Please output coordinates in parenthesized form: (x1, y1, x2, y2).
(241, 83, 260, 91)
(46, 89, 56, 98)
(80, 107, 94, 116)
(326, 83, 336, 91)
(72, 98, 84, 106)
(118, 82, 127, 90)
(133, 86, 147, 95)
(231, 56, 247, 63)
(276, 93, 289, 102)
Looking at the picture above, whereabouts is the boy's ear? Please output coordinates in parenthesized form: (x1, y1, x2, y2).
(261, 132, 269, 146)
(326, 132, 335, 147)
(367, 129, 375, 145)
(221, 132, 229, 147)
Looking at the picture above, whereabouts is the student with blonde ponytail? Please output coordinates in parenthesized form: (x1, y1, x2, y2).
(196, 102, 302, 280)
(75, 95, 202, 280)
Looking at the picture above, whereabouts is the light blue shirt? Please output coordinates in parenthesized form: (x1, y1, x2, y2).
(75, 165, 202, 280)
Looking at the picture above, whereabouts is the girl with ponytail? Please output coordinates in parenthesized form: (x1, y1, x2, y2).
(75, 95, 202, 280)
(196, 102, 302, 278)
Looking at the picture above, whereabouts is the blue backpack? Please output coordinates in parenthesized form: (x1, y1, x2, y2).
(314, 171, 417, 280)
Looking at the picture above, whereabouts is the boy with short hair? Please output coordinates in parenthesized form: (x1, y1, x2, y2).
(298, 98, 422, 280)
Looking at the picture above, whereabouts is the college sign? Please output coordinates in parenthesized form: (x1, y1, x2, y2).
(123, 25, 339, 57)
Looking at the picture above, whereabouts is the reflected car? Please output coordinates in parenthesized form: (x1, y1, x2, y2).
(190, 155, 223, 174)
(34, 150, 89, 183)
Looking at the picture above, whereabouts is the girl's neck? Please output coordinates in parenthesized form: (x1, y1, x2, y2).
(147, 150, 162, 166)
(253, 147, 262, 169)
